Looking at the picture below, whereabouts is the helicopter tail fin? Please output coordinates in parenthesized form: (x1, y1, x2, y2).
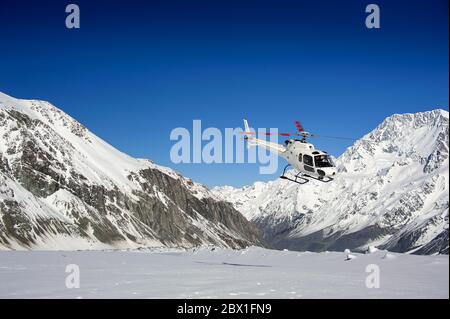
(242, 119, 253, 142)
(243, 119, 250, 133)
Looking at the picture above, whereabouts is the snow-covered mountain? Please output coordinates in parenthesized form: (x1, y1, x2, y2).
(213, 110, 449, 255)
(0, 91, 263, 250)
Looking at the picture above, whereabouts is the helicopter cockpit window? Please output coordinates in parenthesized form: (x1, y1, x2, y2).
(303, 154, 313, 166)
(314, 155, 335, 168)
(298, 153, 302, 162)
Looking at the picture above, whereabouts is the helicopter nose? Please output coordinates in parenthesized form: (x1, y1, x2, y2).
(318, 168, 336, 177)
(326, 168, 337, 177)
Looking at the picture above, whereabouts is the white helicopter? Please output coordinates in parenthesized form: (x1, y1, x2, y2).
(241, 119, 352, 184)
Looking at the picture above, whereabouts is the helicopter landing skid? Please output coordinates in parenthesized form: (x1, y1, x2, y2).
(303, 174, 334, 183)
(279, 165, 309, 185)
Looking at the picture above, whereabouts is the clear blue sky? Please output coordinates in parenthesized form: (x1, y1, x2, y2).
(0, 0, 448, 187)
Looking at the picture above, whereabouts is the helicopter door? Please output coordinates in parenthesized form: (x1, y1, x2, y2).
(303, 155, 315, 173)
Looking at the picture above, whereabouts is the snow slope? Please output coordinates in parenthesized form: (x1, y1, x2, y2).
(0, 247, 447, 298)
(0, 91, 262, 250)
(213, 110, 449, 254)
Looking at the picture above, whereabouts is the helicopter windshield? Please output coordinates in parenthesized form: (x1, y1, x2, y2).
(314, 155, 335, 168)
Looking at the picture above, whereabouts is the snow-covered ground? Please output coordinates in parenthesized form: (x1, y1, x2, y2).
(0, 247, 447, 299)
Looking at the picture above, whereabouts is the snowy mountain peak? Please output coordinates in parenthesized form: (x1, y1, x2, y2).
(0, 91, 263, 250)
(0, 92, 88, 138)
(339, 109, 449, 174)
(367, 109, 448, 147)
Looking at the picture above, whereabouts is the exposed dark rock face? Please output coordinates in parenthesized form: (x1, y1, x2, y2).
(0, 92, 263, 250)
(414, 229, 449, 255)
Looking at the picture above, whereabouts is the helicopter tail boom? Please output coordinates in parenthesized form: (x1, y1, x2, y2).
(242, 119, 286, 155)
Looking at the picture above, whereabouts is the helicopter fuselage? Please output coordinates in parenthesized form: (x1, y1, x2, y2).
(282, 139, 337, 180)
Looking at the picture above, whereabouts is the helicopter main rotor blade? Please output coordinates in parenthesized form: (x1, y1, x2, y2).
(240, 132, 293, 137)
(294, 120, 305, 132)
(310, 134, 356, 141)
(262, 132, 293, 136)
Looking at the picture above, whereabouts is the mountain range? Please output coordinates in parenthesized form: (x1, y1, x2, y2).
(213, 109, 449, 255)
(1, 91, 448, 255)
